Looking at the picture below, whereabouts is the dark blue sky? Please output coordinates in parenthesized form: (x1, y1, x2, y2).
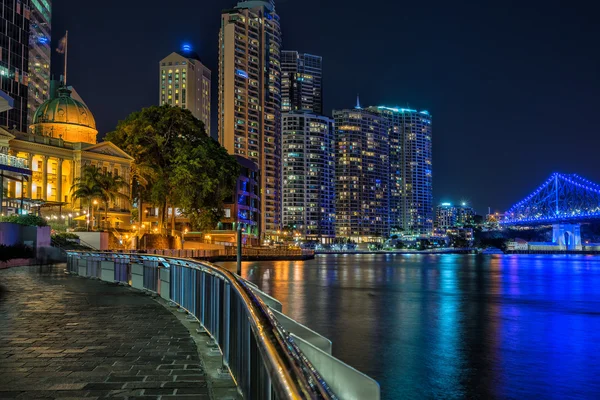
(52, 0, 599, 214)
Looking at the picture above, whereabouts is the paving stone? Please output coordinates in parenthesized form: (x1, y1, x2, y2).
(0, 265, 211, 400)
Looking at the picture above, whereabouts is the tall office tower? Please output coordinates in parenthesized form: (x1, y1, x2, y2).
(281, 51, 322, 115)
(282, 112, 335, 242)
(368, 106, 433, 235)
(218, 0, 282, 240)
(160, 46, 211, 132)
(27, 0, 51, 126)
(333, 107, 390, 241)
(1, 0, 31, 132)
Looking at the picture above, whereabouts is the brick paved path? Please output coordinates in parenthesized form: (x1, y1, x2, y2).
(0, 264, 211, 400)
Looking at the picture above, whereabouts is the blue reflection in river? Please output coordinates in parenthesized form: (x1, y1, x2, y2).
(220, 254, 600, 399)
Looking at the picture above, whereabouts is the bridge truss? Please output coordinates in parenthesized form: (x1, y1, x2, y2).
(502, 173, 600, 226)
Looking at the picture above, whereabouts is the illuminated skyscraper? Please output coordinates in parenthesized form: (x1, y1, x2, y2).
(281, 51, 322, 115)
(282, 112, 335, 242)
(333, 107, 389, 240)
(218, 0, 282, 240)
(159, 47, 211, 132)
(1, 0, 31, 131)
(368, 106, 433, 235)
(27, 0, 51, 126)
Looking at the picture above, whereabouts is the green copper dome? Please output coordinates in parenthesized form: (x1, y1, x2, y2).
(32, 86, 96, 130)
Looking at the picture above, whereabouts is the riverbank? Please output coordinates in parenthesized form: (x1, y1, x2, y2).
(316, 248, 475, 255)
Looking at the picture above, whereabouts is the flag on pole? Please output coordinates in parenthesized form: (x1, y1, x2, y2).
(56, 33, 67, 54)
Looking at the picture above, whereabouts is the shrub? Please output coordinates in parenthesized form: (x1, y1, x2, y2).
(0, 244, 34, 262)
(0, 214, 48, 227)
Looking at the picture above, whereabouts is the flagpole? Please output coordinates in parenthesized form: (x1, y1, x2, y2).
(64, 31, 68, 85)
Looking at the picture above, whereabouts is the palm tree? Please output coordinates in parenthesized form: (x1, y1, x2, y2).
(129, 162, 156, 229)
(70, 166, 103, 231)
(98, 172, 130, 230)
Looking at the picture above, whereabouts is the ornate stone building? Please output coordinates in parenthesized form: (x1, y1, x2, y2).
(0, 85, 133, 228)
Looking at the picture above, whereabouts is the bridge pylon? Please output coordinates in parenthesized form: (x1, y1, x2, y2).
(552, 224, 582, 251)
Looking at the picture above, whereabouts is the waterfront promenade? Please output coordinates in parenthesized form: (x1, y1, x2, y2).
(0, 265, 211, 399)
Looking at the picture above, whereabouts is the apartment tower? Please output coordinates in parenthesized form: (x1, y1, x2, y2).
(27, 0, 51, 126)
(333, 107, 390, 241)
(160, 47, 211, 132)
(218, 0, 282, 240)
(282, 112, 335, 242)
(369, 106, 433, 235)
(281, 51, 322, 115)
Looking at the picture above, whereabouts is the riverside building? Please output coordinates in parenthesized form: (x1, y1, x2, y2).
(333, 107, 389, 241)
(218, 0, 282, 241)
(282, 112, 335, 242)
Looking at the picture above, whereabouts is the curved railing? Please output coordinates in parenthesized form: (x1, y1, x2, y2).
(65, 251, 379, 400)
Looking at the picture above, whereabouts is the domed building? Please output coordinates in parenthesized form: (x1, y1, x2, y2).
(30, 86, 98, 144)
(0, 82, 134, 230)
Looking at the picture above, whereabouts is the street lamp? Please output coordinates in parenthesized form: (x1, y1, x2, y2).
(183, 228, 188, 248)
(93, 200, 99, 230)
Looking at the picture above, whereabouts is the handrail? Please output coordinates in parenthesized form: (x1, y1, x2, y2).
(0, 153, 29, 169)
(66, 250, 337, 400)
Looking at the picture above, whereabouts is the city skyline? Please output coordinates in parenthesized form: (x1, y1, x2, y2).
(48, 0, 600, 214)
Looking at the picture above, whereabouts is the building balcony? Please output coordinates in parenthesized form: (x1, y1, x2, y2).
(0, 153, 31, 176)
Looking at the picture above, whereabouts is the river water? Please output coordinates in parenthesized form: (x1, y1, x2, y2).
(220, 254, 600, 399)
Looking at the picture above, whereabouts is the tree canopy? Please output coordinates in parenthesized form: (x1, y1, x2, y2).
(106, 105, 239, 232)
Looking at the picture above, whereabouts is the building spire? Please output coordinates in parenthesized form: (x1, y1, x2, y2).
(355, 94, 361, 109)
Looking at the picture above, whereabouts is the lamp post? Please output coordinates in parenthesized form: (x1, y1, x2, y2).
(92, 200, 99, 230)
(183, 228, 188, 249)
(236, 223, 242, 275)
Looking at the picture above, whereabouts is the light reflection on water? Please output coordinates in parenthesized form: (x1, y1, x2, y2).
(220, 254, 600, 399)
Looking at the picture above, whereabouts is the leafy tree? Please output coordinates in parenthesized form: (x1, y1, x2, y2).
(106, 105, 239, 232)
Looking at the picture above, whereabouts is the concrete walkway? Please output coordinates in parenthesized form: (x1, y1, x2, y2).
(0, 264, 211, 400)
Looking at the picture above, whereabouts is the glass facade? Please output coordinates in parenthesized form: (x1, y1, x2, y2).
(0, 0, 31, 132)
(281, 51, 322, 115)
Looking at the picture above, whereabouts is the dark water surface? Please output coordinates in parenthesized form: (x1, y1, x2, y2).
(220, 254, 600, 399)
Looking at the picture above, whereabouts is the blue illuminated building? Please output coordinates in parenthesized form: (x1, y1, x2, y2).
(218, 156, 260, 245)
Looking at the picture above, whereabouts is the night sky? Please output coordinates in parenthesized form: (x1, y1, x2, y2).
(51, 0, 599, 215)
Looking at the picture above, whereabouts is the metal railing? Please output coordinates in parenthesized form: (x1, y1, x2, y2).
(0, 153, 29, 170)
(65, 251, 380, 400)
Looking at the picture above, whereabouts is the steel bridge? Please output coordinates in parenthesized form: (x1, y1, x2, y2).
(502, 173, 600, 226)
(501, 173, 600, 250)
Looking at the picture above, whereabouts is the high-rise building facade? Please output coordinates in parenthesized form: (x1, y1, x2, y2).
(368, 106, 433, 236)
(436, 203, 475, 229)
(1, 0, 31, 132)
(160, 48, 211, 132)
(218, 0, 282, 240)
(333, 107, 389, 241)
(282, 112, 335, 242)
(281, 51, 322, 115)
(27, 0, 51, 126)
